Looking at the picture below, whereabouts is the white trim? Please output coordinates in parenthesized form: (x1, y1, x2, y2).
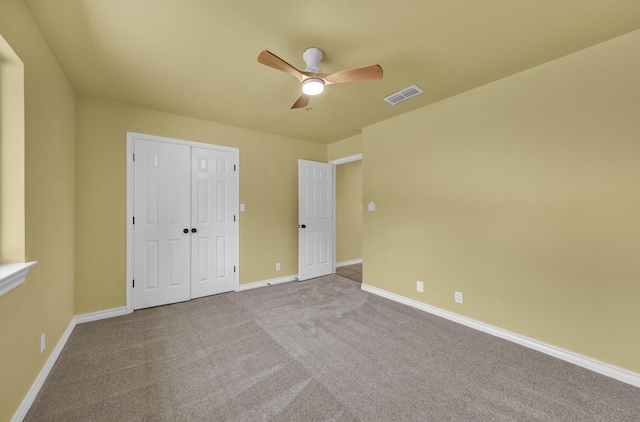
(126, 132, 240, 312)
(361, 283, 640, 389)
(126, 134, 134, 313)
(0, 262, 37, 297)
(11, 317, 76, 422)
(336, 259, 362, 267)
(329, 153, 362, 165)
(75, 306, 128, 324)
(235, 274, 298, 292)
(332, 164, 337, 275)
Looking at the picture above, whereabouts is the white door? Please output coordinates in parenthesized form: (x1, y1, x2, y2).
(131, 135, 238, 310)
(298, 159, 334, 281)
(191, 148, 237, 298)
(133, 139, 192, 309)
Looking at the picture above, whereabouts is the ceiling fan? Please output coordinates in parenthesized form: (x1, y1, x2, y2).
(257, 47, 383, 109)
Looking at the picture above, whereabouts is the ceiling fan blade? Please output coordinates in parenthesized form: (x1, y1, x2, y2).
(291, 94, 311, 109)
(323, 64, 383, 84)
(257, 50, 304, 82)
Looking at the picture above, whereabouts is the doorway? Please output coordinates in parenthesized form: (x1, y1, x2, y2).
(330, 154, 363, 280)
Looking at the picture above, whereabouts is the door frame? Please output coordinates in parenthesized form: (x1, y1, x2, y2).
(125, 132, 240, 313)
(327, 153, 362, 272)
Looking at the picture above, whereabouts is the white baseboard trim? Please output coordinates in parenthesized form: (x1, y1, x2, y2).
(336, 259, 362, 267)
(361, 283, 640, 389)
(11, 317, 76, 422)
(12, 306, 129, 421)
(75, 306, 129, 324)
(236, 275, 298, 292)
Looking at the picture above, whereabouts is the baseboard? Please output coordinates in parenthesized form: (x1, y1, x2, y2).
(236, 275, 298, 292)
(336, 259, 362, 267)
(11, 306, 129, 421)
(75, 306, 128, 324)
(11, 317, 77, 422)
(361, 283, 640, 389)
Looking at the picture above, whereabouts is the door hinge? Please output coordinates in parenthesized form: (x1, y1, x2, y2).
(234, 164, 236, 171)
(233, 266, 236, 273)
(132, 279, 135, 288)
(132, 153, 135, 162)
(133, 216, 135, 225)
(233, 215, 236, 222)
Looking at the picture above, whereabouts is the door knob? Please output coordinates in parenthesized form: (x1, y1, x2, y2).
(191, 228, 197, 233)
(300, 224, 306, 229)
(183, 228, 189, 234)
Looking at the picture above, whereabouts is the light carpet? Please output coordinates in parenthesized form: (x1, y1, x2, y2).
(24, 275, 640, 421)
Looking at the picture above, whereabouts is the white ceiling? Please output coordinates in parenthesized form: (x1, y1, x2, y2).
(24, 0, 640, 144)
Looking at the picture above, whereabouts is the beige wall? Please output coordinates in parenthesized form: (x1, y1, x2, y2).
(336, 161, 362, 263)
(328, 133, 362, 162)
(75, 95, 325, 314)
(362, 30, 640, 373)
(0, 1, 76, 420)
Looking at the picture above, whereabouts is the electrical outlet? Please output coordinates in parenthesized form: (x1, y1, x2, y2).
(276, 263, 281, 271)
(416, 281, 424, 293)
(455, 291, 463, 304)
(40, 333, 45, 353)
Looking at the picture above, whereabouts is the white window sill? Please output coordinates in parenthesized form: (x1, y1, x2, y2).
(0, 261, 37, 296)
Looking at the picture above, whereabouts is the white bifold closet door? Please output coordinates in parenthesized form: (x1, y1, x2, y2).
(190, 147, 237, 299)
(133, 138, 237, 310)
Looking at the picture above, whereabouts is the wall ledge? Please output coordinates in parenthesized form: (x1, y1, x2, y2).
(0, 262, 37, 296)
(361, 283, 640, 389)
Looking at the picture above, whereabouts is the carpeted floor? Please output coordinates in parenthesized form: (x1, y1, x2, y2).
(25, 275, 640, 421)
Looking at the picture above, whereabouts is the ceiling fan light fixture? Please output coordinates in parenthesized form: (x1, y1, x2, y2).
(302, 78, 325, 96)
(257, 48, 382, 109)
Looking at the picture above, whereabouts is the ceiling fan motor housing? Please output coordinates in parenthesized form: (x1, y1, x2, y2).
(303, 47, 323, 73)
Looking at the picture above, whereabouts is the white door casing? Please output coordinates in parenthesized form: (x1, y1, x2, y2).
(298, 159, 334, 281)
(128, 133, 238, 311)
(133, 139, 191, 309)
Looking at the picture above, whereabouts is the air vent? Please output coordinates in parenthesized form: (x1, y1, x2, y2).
(383, 85, 424, 105)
